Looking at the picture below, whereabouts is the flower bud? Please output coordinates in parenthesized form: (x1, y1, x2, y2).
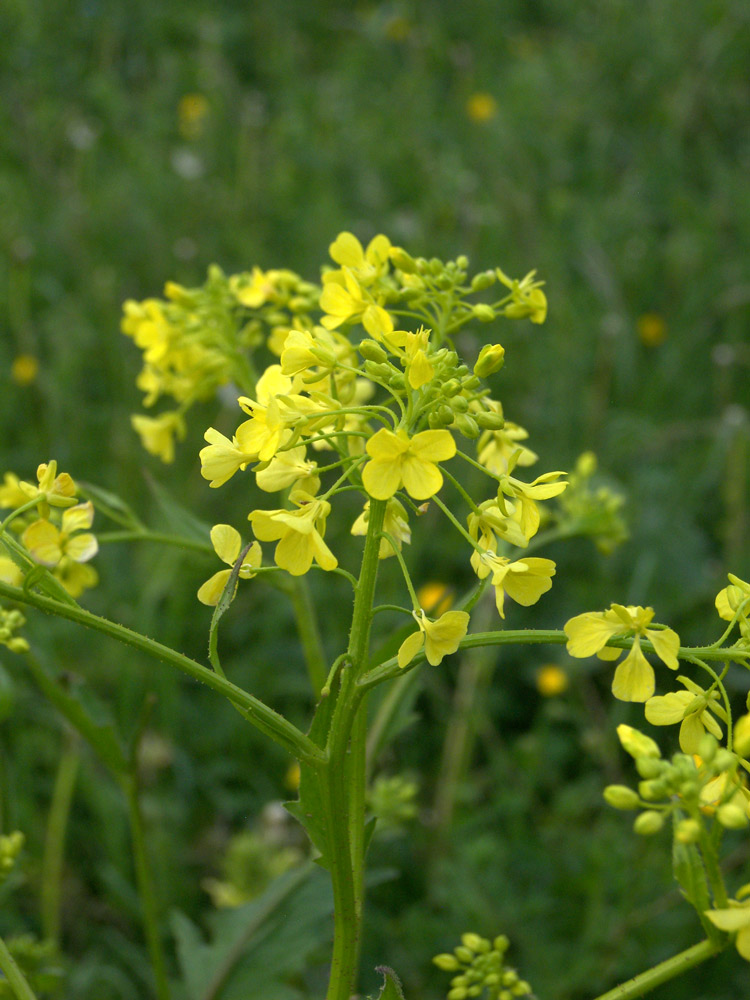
(390, 247, 418, 272)
(634, 810, 665, 835)
(638, 779, 667, 801)
(456, 255, 469, 270)
(474, 344, 505, 378)
(675, 818, 701, 844)
(358, 339, 387, 363)
(472, 304, 497, 323)
(429, 257, 443, 276)
(617, 724, 661, 760)
(433, 954, 461, 971)
(493, 935, 509, 953)
(717, 803, 748, 829)
(461, 933, 490, 953)
(470, 270, 496, 292)
(697, 733, 718, 764)
(603, 785, 640, 810)
(454, 414, 480, 439)
(448, 988, 467, 1000)
(714, 749, 736, 771)
(454, 946, 474, 964)
(474, 410, 506, 430)
(635, 756, 664, 779)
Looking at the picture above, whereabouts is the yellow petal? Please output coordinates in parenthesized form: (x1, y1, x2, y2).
(646, 627, 680, 670)
(22, 519, 62, 566)
(398, 630, 425, 669)
(422, 610, 470, 665)
(362, 458, 403, 500)
(611, 641, 655, 702)
(329, 231, 364, 268)
(400, 455, 443, 500)
(65, 532, 98, 564)
(644, 691, 691, 726)
(210, 524, 241, 565)
(275, 531, 314, 575)
(704, 906, 750, 933)
(409, 429, 456, 463)
(197, 569, 232, 606)
(564, 611, 624, 658)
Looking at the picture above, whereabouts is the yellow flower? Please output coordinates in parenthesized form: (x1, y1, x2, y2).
(468, 499, 529, 564)
(477, 419, 538, 476)
(54, 559, 98, 598)
(564, 604, 679, 703)
(197, 525, 262, 606)
(416, 581, 453, 616)
(11, 354, 39, 386)
(637, 313, 667, 348)
(131, 411, 186, 463)
(397, 609, 470, 668)
(536, 664, 569, 697)
(19, 461, 77, 512)
(319, 269, 369, 329)
(351, 498, 411, 559)
(477, 553, 556, 618)
(229, 267, 276, 309)
(645, 676, 725, 753)
(255, 445, 317, 493)
(384, 326, 434, 390)
(248, 493, 337, 576)
(496, 467, 567, 540)
(497, 268, 547, 324)
(715, 573, 750, 639)
(327, 232, 392, 284)
(178, 93, 209, 140)
(22, 502, 98, 567)
(236, 365, 297, 462)
(465, 92, 497, 123)
(0, 473, 28, 510)
(362, 428, 456, 501)
(199, 428, 258, 489)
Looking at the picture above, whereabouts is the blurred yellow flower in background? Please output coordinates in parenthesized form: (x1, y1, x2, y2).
(11, 355, 39, 386)
(416, 581, 454, 617)
(466, 92, 498, 123)
(178, 93, 210, 140)
(637, 313, 667, 347)
(536, 664, 569, 697)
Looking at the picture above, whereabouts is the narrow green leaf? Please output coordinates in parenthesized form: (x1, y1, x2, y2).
(145, 472, 212, 542)
(372, 966, 406, 1000)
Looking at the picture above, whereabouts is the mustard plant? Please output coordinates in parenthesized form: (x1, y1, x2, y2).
(1, 232, 749, 1000)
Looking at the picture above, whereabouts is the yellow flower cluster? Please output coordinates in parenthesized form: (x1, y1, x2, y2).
(0, 462, 99, 598)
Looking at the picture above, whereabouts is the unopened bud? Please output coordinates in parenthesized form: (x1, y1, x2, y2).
(454, 946, 474, 963)
(474, 344, 505, 378)
(638, 779, 666, 801)
(358, 339, 387, 363)
(697, 733, 718, 763)
(603, 785, 640, 810)
(474, 410, 506, 430)
(470, 270, 496, 292)
(634, 810, 665, 835)
(456, 255, 469, 270)
(433, 954, 461, 971)
(617, 724, 662, 760)
(472, 304, 497, 323)
(635, 756, 664, 779)
(454, 414, 480, 439)
(717, 803, 748, 829)
(390, 247, 418, 272)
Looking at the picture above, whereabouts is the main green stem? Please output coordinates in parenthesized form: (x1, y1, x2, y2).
(325, 498, 386, 1000)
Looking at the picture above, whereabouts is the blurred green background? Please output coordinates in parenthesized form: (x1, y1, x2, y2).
(1, 1, 749, 998)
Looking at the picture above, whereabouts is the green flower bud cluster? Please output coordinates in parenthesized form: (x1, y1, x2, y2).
(367, 774, 418, 833)
(0, 830, 24, 884)
(0, 606, 28, 654)
(606, 728, 750, 837)
(552, 451, 627, 555)
(433, 933, 534, 1000)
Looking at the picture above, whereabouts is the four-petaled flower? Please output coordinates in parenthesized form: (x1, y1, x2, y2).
(197, 525, 262, 606)
(362, 428, 456, 501)
(397, 609, 470, 668)
(248, 493, 337, 576)
(645, 675, 726, 753)
(476, 552, 556, 618)
(564, 604, 679, 702)
(22, 502, 98, 567)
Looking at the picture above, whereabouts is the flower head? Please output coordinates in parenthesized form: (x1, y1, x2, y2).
(645, 676, 725, 753)
(197, 525, 262, 606)
(478, 553, 556, 618)
(565, 604, 679, 702)
(362, 427, 455, 501)
(22, 502, 98, 567)
(248, 492, 337, 576)
(397, 609, 470, 668)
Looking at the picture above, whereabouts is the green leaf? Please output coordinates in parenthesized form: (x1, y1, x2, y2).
(78, 481, 145, 530)
(371, 966, 406, 1000)
(671, 813, 718, 942)
(144, 472, 212, 543)
(171, 862, 332, 1000)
